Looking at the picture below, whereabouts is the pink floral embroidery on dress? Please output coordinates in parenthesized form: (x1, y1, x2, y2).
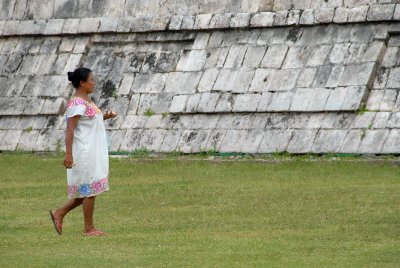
(68, 177, 109, 199)
(85, 106, 96, 118)
(66, 97, 97, 119)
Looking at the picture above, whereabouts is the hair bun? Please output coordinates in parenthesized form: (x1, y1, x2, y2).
(67, 72, 74, 81)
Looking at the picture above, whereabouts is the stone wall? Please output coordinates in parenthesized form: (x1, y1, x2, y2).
(1, 1, 400, 153)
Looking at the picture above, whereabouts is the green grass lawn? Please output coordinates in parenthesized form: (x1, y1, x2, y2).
(0, 153, 399, 267)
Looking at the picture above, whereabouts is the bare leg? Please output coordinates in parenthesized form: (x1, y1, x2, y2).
(82, 196, 96, 232)
(53, 198, 83, 225)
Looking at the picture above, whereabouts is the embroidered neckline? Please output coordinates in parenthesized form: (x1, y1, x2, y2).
(67, 97, 102, 115)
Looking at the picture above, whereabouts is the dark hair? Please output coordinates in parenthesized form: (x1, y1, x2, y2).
(67, 67, 92, 88)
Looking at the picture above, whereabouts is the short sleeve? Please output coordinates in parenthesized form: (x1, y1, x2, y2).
(66, 99, 87, 118)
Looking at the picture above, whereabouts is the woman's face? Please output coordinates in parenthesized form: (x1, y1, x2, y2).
(81, 72, 96, 94)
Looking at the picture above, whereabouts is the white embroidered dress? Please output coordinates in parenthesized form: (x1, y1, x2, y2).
(65, 97, 109, 199)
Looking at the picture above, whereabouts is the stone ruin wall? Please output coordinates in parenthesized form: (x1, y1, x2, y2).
(1, 0, 400, 154)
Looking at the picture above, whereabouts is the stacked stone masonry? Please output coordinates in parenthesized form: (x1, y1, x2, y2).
(1, 1, 400, 154)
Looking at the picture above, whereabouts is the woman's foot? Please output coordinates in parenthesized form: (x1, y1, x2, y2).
(83, 229, 107, 236)
(49, 210, 63, 235)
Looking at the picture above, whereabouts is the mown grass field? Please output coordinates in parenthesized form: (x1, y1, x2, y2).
(0, 153, 399, 267)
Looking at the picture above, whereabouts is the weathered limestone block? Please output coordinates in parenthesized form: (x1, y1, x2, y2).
(231, 68, 255, 93)
(119, 129, 143, 151)
(159, 129, 182, 152)
(17, 20, 46, 35)
(0, 21, 5, 35)
(17, 130, 40, 151)
(287, 129, 318, 153)
(348, 6, 369, 22)
(137, 93, 173, 114)
(118, 74, 134, 95)
(230, 13, 251, 28)
(366, 90, 384, 111)
(250, 12, 275, 27)
(40, 37, 62, 54)
(367, 4, 395, 21)
(121, 115, 148, 129)
(333, 7, 349, 23)
(224, 44, 248, 69)
(273, 10, 288, 25)
(99, 17, 119, 32)
(324, 88, 347, 111)
(232, 94, 261, 112)
(386, 67, 400, 88)
(107, 130, 126, 151)
(144, 115, 163, 129)
(192, 33, 211, 50)
(282, 46, 313, 68)
(395, 4, 400, 20)
(381, 129, 400, 153)
(241, 129, 264, 153)
(220, 129, 248, 152)
(329, 43, 350, 64)
(0, 98, 25, 115)
(269, 69, 301, 91)
(62, 19, 80, 34)
(297, 68, 317, 88)
(379, 89, 398, 111)
(41, 98, 65, 115)
(198, 68, 219, 92)
(206, 129, 226, 151)
(215, 93, 234, 112)
(181, 16, 195, 30)
(204, 47, 225, 68)
(387, 112, 400, 128)
(300, 9, 315, 25)
(213, 69, 237, 92)
(243, 45, 266, 68)
(178, 129, 211, 153)
(357, 129, 389, 153)
(167, 15, 183, 30)
(151, 16, 169, 31)
(138, 129, 166, 151)
(381, 47, 399, 68)
(290, 88, 314, 111)
(1, 130, 22, 150)
(338, 129, 361, 153)
(259, 129, 292, 152)
(3, 21, 19, 35)
(197, 93, 220, 112)
(164, 72, 202, 93)
(176, 50, 207, 71)
(351, 112, 375, 129)
(321, 113, 353, 129)
(372, 112, 390, 129)
(62, 54, 83, 75)
(44, 19, 65, 35)
(312, 129, 348, 153)
(341, 86, 366, 110)
(339, 63, 375, 86)
(315, 8, 335, 23)
(185, 94, 201, 112)
(194, 14, 212, 29)
(256, 92, 272, 111)
(287, 10, 301, 25)
(209, 13, 231, 28)
(267, 91, 293, 111)
(261, 45, 288, 68)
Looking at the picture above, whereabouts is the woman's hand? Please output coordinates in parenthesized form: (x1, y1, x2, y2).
(104, 110, 118, 120)
(64, 154, 74, 169)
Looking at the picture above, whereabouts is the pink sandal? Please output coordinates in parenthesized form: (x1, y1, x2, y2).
(84, 230, 106, 236)
(49, 210, 62, 235)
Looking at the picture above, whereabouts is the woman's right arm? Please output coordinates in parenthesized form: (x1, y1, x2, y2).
(64, 115, 80, 169)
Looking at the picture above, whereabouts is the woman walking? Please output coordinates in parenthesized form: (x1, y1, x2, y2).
(50, 67, 117, 236)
